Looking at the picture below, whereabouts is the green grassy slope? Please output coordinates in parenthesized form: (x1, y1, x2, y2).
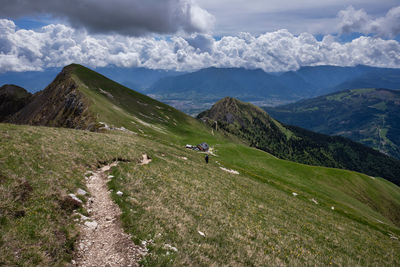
(265, 88, 400, 159)
(1, 123, 399, 266)
(1, 65, 400, 266)
(198, 97, 400, 186)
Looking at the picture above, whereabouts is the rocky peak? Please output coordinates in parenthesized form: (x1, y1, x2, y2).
(7, 66, 97, 130)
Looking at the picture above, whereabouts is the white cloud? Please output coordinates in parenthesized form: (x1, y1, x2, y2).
(0, 19, 400, 73)
(196, 0, 399, 35)
(338, 5, 400, 38)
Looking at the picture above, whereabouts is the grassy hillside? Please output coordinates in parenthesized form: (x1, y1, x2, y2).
(1, 123, 399, 266)
(265, 88, 400, 159)
(198, 97, 400, 186)
(1, 65, 400, 266)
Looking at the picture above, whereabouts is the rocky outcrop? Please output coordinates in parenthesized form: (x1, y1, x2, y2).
(0, 84, 32, 121)
(8, 67, 97, 130)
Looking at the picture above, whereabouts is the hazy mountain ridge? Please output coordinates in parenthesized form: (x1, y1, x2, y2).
(198, 97, 400, 185)
(150, 65, 400, 111)
(4, 65, 400, 115)
(265, 88, 400, 159)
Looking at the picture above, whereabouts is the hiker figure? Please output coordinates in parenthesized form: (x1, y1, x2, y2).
(205, 154, 209, 164)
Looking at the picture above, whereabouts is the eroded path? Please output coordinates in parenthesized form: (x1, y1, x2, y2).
(73, 162, 145, 267)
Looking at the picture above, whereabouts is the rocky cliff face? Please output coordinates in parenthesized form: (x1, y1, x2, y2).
(0, 84, 32, 122)
(8, 67, 97, 130)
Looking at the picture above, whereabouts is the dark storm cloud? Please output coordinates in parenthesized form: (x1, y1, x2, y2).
(0, 0, 215, 35)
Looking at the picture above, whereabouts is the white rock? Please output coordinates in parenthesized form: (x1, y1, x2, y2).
(76, 188, 87, 196)
(80, 214, 90, 221)
(164, 244, 178, 252)
(71, 260, 76, 265)
(116, 191, 123, 196)
(292, 192, 298, 196)
(68, 194, 82, 204)
(198, 231, 206, 237)
(331, 206, 335, 210)
(219, 167, 239, 175)
(311, 198, 318, 204)
(84, 221, 98, 230)
(108, 175, 114, 179)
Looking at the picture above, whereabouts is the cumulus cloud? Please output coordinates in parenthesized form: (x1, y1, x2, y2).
(0, 0, 215, 35)
(1, 19, 400, 73)
(338, 5, 400, 38)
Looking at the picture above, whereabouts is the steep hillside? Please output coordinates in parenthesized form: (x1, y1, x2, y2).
(198, 97, 400, 185)
(0, 84, 32, 121)
(265, 88, 400, 159)
(5, 64, 203, 137)
(7, 67, 96, 130)
(1, 65, 400, 266)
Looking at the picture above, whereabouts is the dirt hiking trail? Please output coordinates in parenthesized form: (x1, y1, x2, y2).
(73, 162, 146, 267)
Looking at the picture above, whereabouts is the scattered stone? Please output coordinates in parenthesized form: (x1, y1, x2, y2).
(164, 244, 178, 252)
(116, 191, 123, 196)
(84, 221, 98, 230)
(198, 231, 206, 237)
(77, 188, 87, 196)
(61, 194, 83, 211)
(220, 167, 239, 175)
(139, 154, 152, 165)
(292, 192, 298, 196)
(108, 175, 114, 180)
(331, 206, 335, 210)
(69, 193, 83, 204)
(71, 259, 76, 265)
(389, 233, 399, 240)
(78, 214, 90, 221)
(311, 198, 318, 205)
(75, 163, 144, 266)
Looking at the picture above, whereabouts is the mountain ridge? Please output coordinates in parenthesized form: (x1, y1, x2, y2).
(198, 97, 400, 185)
(265, 88, 400, 159)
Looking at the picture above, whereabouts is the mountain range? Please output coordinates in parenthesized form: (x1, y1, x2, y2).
(265, 88, 400, 159)
(149, 65, 400, 114)
(3, 65, 400, 115)
(1, 64, 399, 266)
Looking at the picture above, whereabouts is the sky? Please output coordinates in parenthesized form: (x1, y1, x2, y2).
(0, 0, 400, 73)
